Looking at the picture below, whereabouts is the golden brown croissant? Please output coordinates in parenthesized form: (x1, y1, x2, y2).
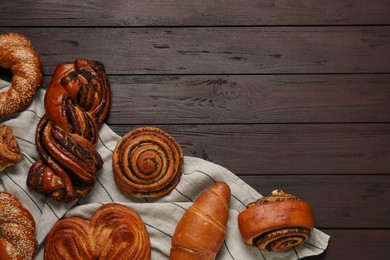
(170, 181, 231, 260)
(0, 32, 42, 118)
(27, 59, 110, 202)
(0, 125, 22, 171)
(0, 192, 37, 260)
(112, 126, 184, 198)
(238, 189, 314, 252)
(44, 203, 151, 260)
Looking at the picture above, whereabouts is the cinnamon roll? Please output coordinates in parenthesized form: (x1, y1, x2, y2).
(238, 190, 314, 252)
(44, 203, 151, 260)
(112, 127, 184, 198)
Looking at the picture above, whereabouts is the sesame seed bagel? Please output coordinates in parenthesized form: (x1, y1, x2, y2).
(0, 32, 42, 119)
(0, 192, 37, 260)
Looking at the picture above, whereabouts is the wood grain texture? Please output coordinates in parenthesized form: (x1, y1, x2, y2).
(310, 230, 390, 260)
(110, 124, 390, 175)
(240, 175, 390, 228)
(2, 1, 389, 259)
(1, 0, 390, 26)
(105, 74, 390, 124)
(1, 27, 390, 74)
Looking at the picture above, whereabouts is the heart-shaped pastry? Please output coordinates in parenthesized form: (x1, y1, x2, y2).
(44, 203, 151, 260)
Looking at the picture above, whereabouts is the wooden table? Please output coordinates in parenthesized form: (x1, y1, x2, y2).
(1, 1, 390, 259)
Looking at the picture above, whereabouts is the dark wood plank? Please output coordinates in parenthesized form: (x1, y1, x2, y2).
(1, 0, 390, 26)
(1, 27, 390, 74)
(104, 74, 390, 124)
(240, 175, 390, 228)
(110, 124, 390, 175)
(309, 230, 390, 259)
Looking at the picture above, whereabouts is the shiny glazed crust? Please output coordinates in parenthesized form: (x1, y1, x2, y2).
(0, 33, 42, 118)
(27, 59, 110, 202)
(170, 182, 231, 260)
(0, 192, 37, 260)
(0, 125, 22, 171)
(238, 190, 314, 252)
(112, 126, 184, 198)
(44, 203, 151, 260)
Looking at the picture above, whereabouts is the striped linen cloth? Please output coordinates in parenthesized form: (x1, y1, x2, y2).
(0, 80, 329, 259)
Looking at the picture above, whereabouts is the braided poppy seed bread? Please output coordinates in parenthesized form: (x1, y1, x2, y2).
(27, 59, 110, 202)
(0, 192, 37, 260)
(0, 32, 42, 118)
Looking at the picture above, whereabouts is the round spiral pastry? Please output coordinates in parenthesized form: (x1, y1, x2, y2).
(237, 190, 314, 252)
(0, 192, 37, 260)
(112, 126, 184, 198)
(27, 59, 110, 202)
(0, 32, 42, 118)
(44, 203, 151, 260)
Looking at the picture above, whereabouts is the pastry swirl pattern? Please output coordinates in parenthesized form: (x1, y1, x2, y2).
(0, 125, 22, 171)
(112, 126, 184, 198)
(44, 203, 151, 260)
(27, 59, 110, 202)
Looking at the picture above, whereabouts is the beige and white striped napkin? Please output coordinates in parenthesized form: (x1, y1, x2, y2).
(0, 79, 329, 259)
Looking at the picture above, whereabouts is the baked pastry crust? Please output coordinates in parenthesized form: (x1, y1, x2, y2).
(238, 189, 314, 252)
(0, 125, 22, 171)
(44, 203, 151, 260)
(170, 182, 231, 260)
(27, 59, 110, 202)
(112, 126, 184, 198)
(0, 192, 37, 260)
(0, 32, 42, 118)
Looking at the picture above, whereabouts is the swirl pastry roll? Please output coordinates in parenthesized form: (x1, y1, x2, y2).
(112, 126, 184, 198)
(0, 192, 37, 260)
(27, 59, 110, 202)
(0, 125, 22, 171)
(170, 182, 231, 260)
(44, 203, 151, 260)
(238, 190, 314, 252)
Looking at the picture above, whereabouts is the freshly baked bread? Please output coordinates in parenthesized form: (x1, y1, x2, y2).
(0, 192, 37, 260)
(27, 59, 110, 202)
(44, 203, 151, 260)
(0, 32, 42, 118)
(238, 189, 314, 252)
(170, 182, 231, 260)
(0, 125, 22, 171)
(112, 126, 184, 198)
